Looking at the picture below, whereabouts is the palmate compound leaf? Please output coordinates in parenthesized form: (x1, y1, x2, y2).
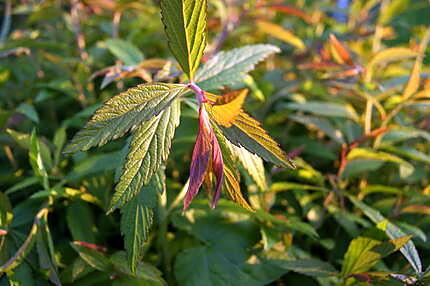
(160, 0, 207, 80)
(64, 83, 187, 154)
(195, 44, 281, 91)
(120, 170, 164, 273)
(206, 90, 295, 169)
(109, 99, 180, 212)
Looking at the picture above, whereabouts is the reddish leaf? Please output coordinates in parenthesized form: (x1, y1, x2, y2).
(184, 107, 212, 210)
(210, 132, 224, 208)
(329, 34, 353, 65)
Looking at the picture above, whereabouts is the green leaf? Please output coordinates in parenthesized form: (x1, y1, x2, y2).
(36, 214, 61, 285)
(285, 101, 359, 122)
(345, 148, 414, 178)
(160, 0, 207, 79)
(0, 192, 13, 228)
(212, 124, 254, 211)
(365, 48, 418, 82)
(195, 44, 280, 90)
(219, 111, 295, 168)
(231, 144, 268, 191)
(105, 38, 144, 66)
(349, 196, 423, 274)
(174, 246, 286, 286)
(264, 255, 338, 278)
(109, 99, 180, 211)
(66, 201, 96, 243)
(64, 83, 186, 154)
(16, 103, 39, 123)
(120, 172, 163, 273)
(289, 114, 346, 144)
(6, 129, 53, 169)
(29, 129, 49, 190)
(110, 252, 166, 286)
(71, 242, 113, 272)
(341, 235, 411, 277)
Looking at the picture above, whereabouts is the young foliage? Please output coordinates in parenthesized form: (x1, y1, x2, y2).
(195, 44, 280, 90)
(160, 0, 207, 80)
(64, 83, 187, 153)
(61, 0, 293, 274)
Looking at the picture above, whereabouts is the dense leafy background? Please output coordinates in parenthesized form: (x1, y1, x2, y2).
(1, 0, 430, 285)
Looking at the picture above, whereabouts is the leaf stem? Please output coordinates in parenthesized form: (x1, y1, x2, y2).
(187, 82, 207, 104)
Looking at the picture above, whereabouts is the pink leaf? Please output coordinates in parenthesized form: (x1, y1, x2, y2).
(184, 107, 212, 210)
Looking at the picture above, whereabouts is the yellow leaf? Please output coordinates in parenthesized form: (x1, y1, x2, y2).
(223, 165, 254, 212)
(402, 29, 430, 99)
(365, 47, 418, 82)
(256, 20, 305, 51)
(205, 89, 248, 127)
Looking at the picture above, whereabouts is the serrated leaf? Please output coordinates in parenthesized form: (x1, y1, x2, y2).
(105, 38, 144, 66)
(220, 111, 294, 168)
(120, 172, 162, 273)
(160, 0, 207, 80)
(206, 91, 293, 169)
(349, 197, 423, 274)
(256, 21, 305, 51)
(109, 99, 180, 211)
(231, 144, 268, 191)
(64, 83, 186, 154)
(195, 44, 280, 90)
(212, 124, 253, 211)
(206, 89, 247, 127)
(365, 48, 418, 82)
(341, 235, 411, 277)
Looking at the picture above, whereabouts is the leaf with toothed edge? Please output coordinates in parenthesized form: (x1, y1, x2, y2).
(160, 0, 207, 80)
(120, 170, 164, 273)
(64, 83, 186, 154)
(195, 44, 281, 90)
(108, 100, 180, 212)
(205, 91, 294, 169)
(212, 124, 254, 211)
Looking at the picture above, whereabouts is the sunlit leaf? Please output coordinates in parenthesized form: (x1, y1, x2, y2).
(365, 48, 418, 82)
(64, 83, 186, 154)
(109, 99, 180, 211)
(195, 44, 280, 90)
(341, 235, 411, 277)
(160, 0, 207, 79)
(256, 21, 305, 51)
(105, 38, 144, 66)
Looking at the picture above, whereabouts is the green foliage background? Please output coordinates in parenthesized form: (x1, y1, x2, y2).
(1, 0, 430, 285)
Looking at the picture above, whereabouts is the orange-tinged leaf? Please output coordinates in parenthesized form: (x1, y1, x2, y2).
(206, 89, 248, 127)
(329, 34, 353, 65)
(256, 21, 305, 51)
(265, 4, 313, 24)
(223, 165, 254, 211)
(402, 29, 430, 99)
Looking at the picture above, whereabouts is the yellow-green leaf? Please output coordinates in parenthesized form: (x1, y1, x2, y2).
(257, 20, 305, 51)
(109, 99, 180, 211)
(365, 47, 418, 82)
(64, 83, 186, 154)
(161, 0, 207, 80)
